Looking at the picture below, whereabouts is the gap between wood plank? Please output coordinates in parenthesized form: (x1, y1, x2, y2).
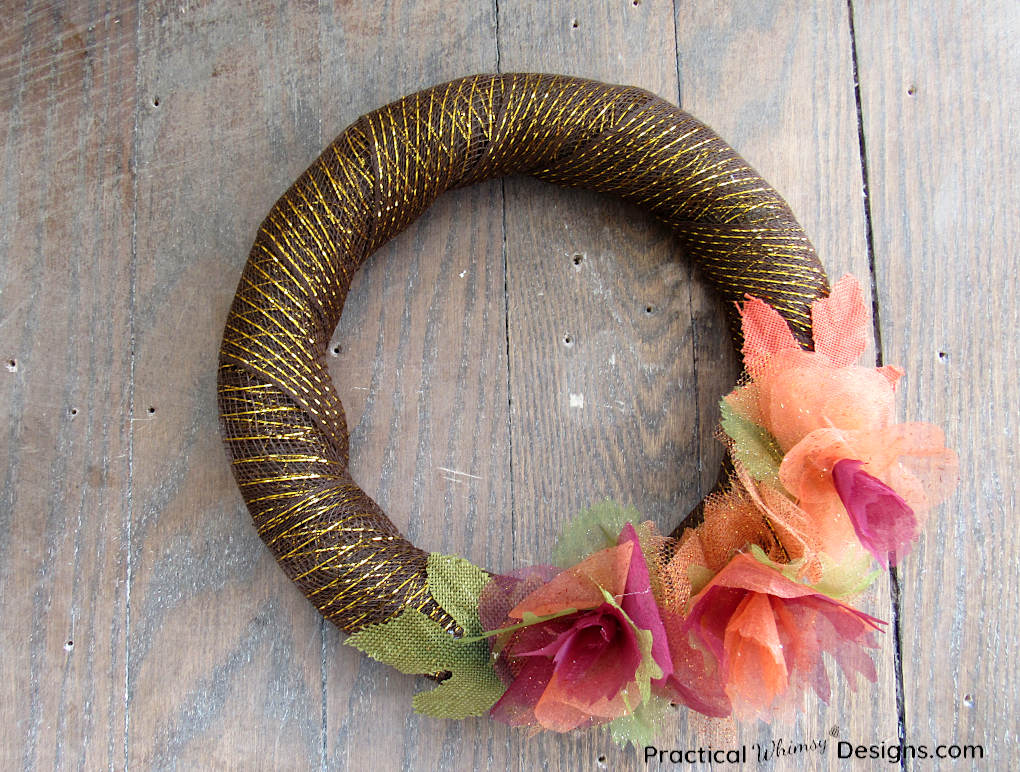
(492, 0, 517, 577)
(847, 2, 908, 766)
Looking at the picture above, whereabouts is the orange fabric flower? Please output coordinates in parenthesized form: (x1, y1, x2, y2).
(727, 274, 957, 564)
(730, 274, 902, 453)
(779, 423, 958, 563)
(682, 553, 885, 719)
(482, 524, 671, 732)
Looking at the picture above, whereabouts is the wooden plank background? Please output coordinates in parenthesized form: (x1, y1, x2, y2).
(1, 1, 1015, 770)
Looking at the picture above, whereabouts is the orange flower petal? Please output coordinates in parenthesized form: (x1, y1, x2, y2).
(780, 423, 958, 550)
(511, 541, 634, 618)
(531, 672, 596, 732)
(723, 593, 789, 713)
(878, 364, 904, 388)
(758, 353, 896, 451)
(832, 423, 959, 517)
(534, 671, 631, 730)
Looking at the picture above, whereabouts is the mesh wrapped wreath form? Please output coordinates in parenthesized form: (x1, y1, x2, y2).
(218, 73, 829, 639)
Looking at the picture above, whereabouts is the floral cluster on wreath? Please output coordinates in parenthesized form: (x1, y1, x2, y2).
(345, 275, 958, 745)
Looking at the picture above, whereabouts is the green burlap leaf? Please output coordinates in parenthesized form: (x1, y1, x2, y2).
(425, 553, 490, 634)
(344, 553, 506, 719)
(411, 653, 506, 719)
(719, 399, 784, 483)
(553, 500, 641, 567)
(345, 607, 457, 676)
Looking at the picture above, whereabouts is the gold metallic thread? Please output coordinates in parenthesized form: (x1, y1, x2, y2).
(217, 74, 828, 636)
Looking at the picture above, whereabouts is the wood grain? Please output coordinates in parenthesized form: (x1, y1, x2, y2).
(0, 4, 137, 769)
(127, 2, 326, 768)
(853, 1, 1019, 768)
(1, 1, 1014, 770)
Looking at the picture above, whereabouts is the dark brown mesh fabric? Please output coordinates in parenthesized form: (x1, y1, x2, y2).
(217, 73, 829, 635)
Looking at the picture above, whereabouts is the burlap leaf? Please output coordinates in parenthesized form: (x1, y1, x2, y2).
(553, 500, 641, 567)
(344, 553, 506, 718)
(719, 399, 784, 483)
(426, 553, 490, 635)
(411, 652, 506, 719)
(344, 607, 457, 676)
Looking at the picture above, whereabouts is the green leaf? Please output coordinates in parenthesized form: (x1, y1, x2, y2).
(608, 693, 671, 748)
(411, 655, 506, 719)
(426, 553, 491, 635)
(553, 500, 641, 567)
(687, 564, 715, 598)
(344, 553, 509, 719)
(719, 399, 784, 483)
(812, 550, 881, 599)
(345, 608, 458, 676)
(748, 543, 801, 582)
(748, 543, 881, 600)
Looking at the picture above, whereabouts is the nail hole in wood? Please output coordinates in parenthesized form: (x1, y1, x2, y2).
(69, 408, 78, 416)
(907, 85, 916, 96)
(563, 335, 573, 347)
(645, 305, 654, 314)
(938, 351, 947, 360)
(6, 359, 16, 372)
(152, 96, 160, 107)
(147, 406, 156, 414)
(963, 693, 974, 707)
(572, 253, 584, 266)
(64, 640, 74, 651)
(331, 344, 341, 356)
(571, 18, 578, 29)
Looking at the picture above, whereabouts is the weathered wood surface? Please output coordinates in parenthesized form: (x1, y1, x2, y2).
(853, 2, 1019, 770)
(1, 1, 1014, 770)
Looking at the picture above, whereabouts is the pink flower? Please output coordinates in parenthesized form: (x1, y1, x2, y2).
(480, 524, 672, 732)
(682, 553, 885, 719)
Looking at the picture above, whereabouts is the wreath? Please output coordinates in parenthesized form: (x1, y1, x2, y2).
(217, 73, 957, 745)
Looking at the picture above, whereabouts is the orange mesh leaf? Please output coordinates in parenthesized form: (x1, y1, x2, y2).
(810, 274, 869, 367)
(739, 296, 800, 377)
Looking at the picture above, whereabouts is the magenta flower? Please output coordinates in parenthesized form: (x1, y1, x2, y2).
(832, 459, 918, 567)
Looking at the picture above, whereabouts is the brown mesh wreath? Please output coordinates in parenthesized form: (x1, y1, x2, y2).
(217, 73, 830, 637)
